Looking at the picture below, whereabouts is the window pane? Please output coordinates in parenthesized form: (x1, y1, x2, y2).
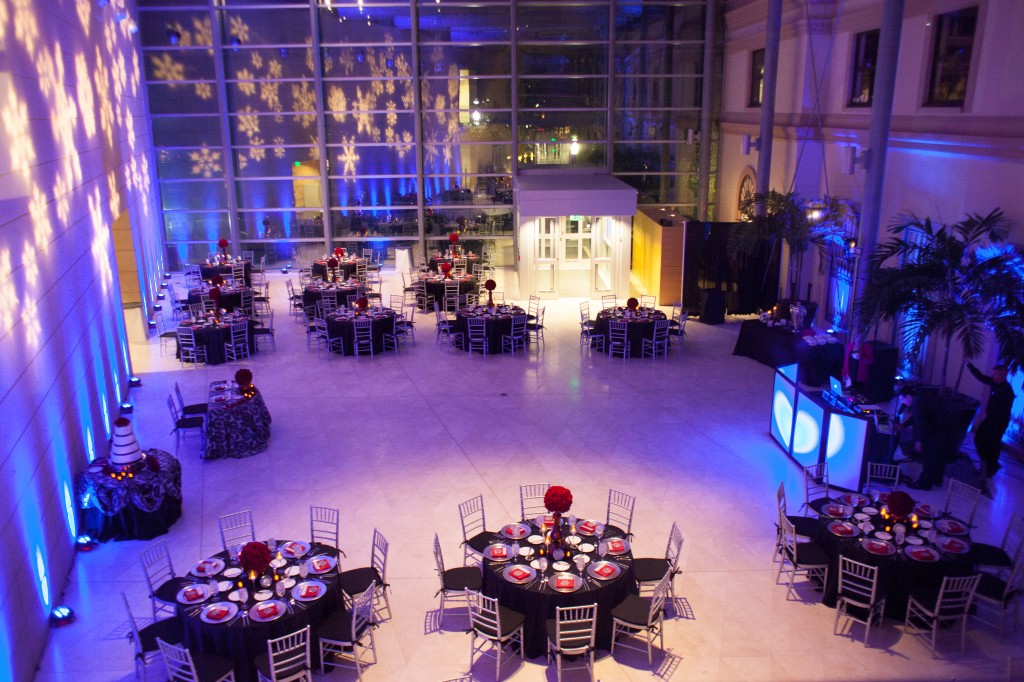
(423, 207, 513, 236)
(236, 178, 322, 210)
(219, 10, 312, 46)
(152, 116, 223, 148)
(324, 110, 416, 146)
(144, 49, 216, 82)
(749, 48, 764, 107)
(233, 148, 319, 178)
(138, 10, 213, 47)
(239, 210, 324, 240)
(423, 143, 513, 174)
(147, 82, 220, 115)
(926, 6, 977, 106)
(616, 76, 703, 110)
(517, 7, 607, 41)
(157, 148, 226, 179)
(329, 210, 419, 239)
(519, 111, 606, 136)
(417, 6, 511, 43)
(519, 45, 607, 76)
(519, 78, 606, 109)
(163, 212, 231, 241)
(418, 46, 511, 76)
(616, 172, 695, 205)
(616, 3, 706, 42)
(518, 142, 606, 168)
(160, 181, 228, 211)
(319, 7, 413, 44)
(227, 114, 320, 150)
(325, 144, 418, 178)
(848, 29, 879, 107)
(615, 111, 699, 142)
(329, 178, 418, 209)
(223, 48, 314, 80)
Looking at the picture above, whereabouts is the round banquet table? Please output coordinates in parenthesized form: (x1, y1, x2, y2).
(814, 495, 976, 618)
(177, 543, 341, 682)
(324, 308, 396, 355)
(200, 261, 251, 287)
(75, 449, 182, 542)
(420, 274, 477, 309)
(187, 287, 246, 313)
(428, 254, 479, 273)
(302, 283, 359, 311)
(454, 305, 528, 355)
(176, 317, 258, 366)
(481, 517, 637, 659)
(312, 257, 363, 281)
(204, 386, 273, 460)
(592, 307, 667, 358)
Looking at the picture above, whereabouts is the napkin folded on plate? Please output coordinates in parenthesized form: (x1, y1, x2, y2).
(910, 549, 933, 561)
(285, 542, 303, 556)
(257, 603, 278, 618)
(594, 564, 615, 577)
(312, 559, 330, 572)
(945, 521, 965, 534)
(832, 523, 854, 536)
(826, 506, 844, 516)
(491, 547, 507, 558)
(196, 561, 212, 575)
(207, 606, 229, 621)
(300, 584, 320, 599)
(915, 504, 934, 517)
(184, 586, 204, 602)
(608, 540, 624, 552)
(508, 568, 530, 581)
(943, 539, 965, 552)
(556, 578, 574, 589)
(580, 521, 597, 534)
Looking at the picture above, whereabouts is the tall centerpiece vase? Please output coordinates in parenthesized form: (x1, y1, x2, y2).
(550, 512, 564, 550)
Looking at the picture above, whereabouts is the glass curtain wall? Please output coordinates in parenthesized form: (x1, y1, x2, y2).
(138, 0, 715, 269)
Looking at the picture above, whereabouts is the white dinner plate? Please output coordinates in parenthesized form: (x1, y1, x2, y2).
(217, 580, 233, 592)
(249, 600, 286, 623)
(527, 534, 544, 545)
(223, 567, 242, 579)
(270, 558, 287, 569)
(519, 546, 535, 558)
(191, 558, 225, 578)
(285, 565, 301, 577)
(306, 555, 337, 575)
(551, 561, 570, 572)
(282, 578, 296, 589)
(199, 602, 238, 624)
(853, 513, 870, 521)
(254, 590, 272, 601)
(564, 536, 582, 547)
(905, 536, 924, 545)
(176, 584, 212, 605)
(861, 507, 879, 516)
(579, 543, 596, 553)
(905, 545, 940, 562)
(874, 531, 893, 541)
(291, 580, 327, 602)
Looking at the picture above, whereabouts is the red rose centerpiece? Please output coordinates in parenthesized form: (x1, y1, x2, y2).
(217, 238, 229, 260)
(333, 247, 344, 257)
(235, 368, 255, 398)
(484, 279, 497, 307)
(440, 262, 453, 279)
(544, 485, 573, 549)
(210, 274, 225, 287)
(448, 232, 459, 257)
(239, 540, 271, 577)
(356, 296, 369, 311)
(884, 490, 915, 520)
(326, 257, 339, 270)
(626, 297, 639, 311)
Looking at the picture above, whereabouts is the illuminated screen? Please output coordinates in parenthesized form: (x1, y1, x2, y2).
(826, 412, 869, 491)
(791, 392, 825, 467)
(770, 371, 797, 452)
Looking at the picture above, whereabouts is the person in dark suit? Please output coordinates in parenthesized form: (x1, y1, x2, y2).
(890, 386, 917, 461)
(909, 391, 946, 490)
(966, 362, 1016, 478)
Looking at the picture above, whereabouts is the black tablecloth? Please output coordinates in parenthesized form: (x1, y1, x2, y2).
(75, 449, 182, 542)
(324, 310, 395, 355)
(204, 388, 273, 460)
(312, 258, 362, 281)
(815, 512, 975, 618)
(177, 320, 258, 366)
(200, 261, 251, 287)
(302, 284, 359, 311)
(592, 308, 667, 358)
(481, 521, 636, 659)
(188, 288, 244, 313)
(454, 306, 528, 355)
(421, 275, 477, 309)
(179, 544, 341, 682)
(428, 255, 480, 273)
(733, 320, 843, 385)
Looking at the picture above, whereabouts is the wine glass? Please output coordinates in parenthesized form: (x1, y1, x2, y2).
(538, 556, 548, 573)
(299, 563, 309, 579)
(237, 587, 249, 604)
(267, 538, 277, 553)
(208, 578, 220, 594)
(275, 581, 287, 598)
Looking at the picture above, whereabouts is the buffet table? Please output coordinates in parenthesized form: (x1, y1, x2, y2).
(592, 307, 667, 358)
(204, 383, 272, 460)
(733, 319, 843, 386)
(75, 449, 182, 542)
(481, 516, 636, 659)
(176, 542, 341, 682)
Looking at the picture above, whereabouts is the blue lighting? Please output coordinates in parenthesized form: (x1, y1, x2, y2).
(63, 483, 77, 538)
(36, 547, 50, 607)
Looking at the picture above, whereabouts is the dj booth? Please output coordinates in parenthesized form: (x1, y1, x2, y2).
(769, 363, 890, 491)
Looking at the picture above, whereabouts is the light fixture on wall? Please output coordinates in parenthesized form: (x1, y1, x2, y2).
(50, 606, 76, 627)
(844, 145, 870, 175)
(741, 134, 761, 156)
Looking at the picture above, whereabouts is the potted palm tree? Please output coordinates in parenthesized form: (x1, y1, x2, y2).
(855, 208, 1024, 459)
(731, 190, 852, 308)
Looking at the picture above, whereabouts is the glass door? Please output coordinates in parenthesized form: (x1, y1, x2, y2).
(591, 217, 614, 298)
(535, 217, 559, 296)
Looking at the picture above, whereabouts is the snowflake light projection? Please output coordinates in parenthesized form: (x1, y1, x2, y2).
(189, 146, 222, 178)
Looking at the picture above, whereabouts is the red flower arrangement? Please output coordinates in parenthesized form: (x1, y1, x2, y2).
(210, 274, 225, 286)
(333, 247, 344, 257)
(356, 296, 369, 310)
(544, 485, 573, 514)
(484, 279, 497, 291)
(208, 286, 221, 301)
(218, 238, 229, 249)
(327, 257, 339, 269)
(449, 232, 459, 243)
(235, 368, 253, 388)
(886, 490, 915, 518)
(440, 262, 453, 279)
(238, 541, 271, 575)
(626, 297, 639, 310)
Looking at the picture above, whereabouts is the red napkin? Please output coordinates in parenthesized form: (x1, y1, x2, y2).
(595, 564, 615, 577)
(556, 578, 574, 589)
(257, 603, 278, 618)
(867, 541, 886, 553)
(508, 568, 530, 581)
(608, 540, 624, 553)
(490, 547, 507, 558)
(915, 505, 933, 517)
(300, 584, 320, 599)
(832, 523, 853, 536)
(506, 526, 524, 537)
(184, 586, 203, 602)
(910, 549, 932, 561)
(944, 539, 964, 552)
(946, 522, 964, 534)
(312, 559, 330, 572)
(207, 606, 229, 621)
(195, 561, 210, 575)
(541, 515, 554, 527)
(284, 543, 299, 556)
(826, 506, 843, 516)
(580, 521, 596, 534)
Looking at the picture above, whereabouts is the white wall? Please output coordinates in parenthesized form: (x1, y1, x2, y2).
(0, 1, 161, 679)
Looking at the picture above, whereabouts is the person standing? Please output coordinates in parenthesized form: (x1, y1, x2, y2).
(909, 391, 946, 490)
(966, 362, 1016, 478)
(890, 386, 916, 461)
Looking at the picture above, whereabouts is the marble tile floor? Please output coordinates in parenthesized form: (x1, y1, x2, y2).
(35, 269, 1024, 682)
